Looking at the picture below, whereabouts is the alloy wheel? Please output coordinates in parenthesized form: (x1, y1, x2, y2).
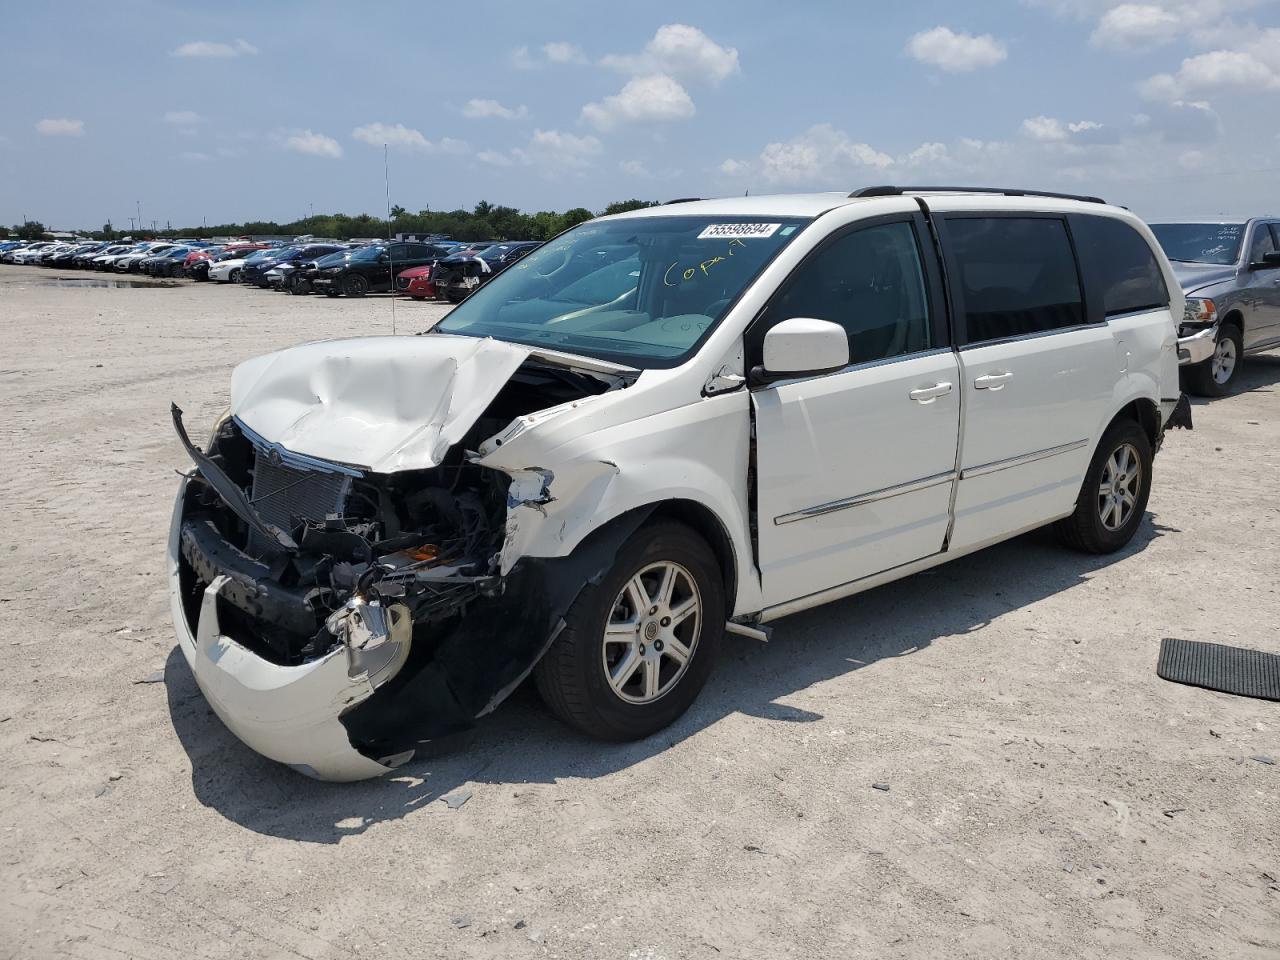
(601, 561, 701, 704)
(1211, 335, 1237, 385)
(1098, 442, 1142, 531)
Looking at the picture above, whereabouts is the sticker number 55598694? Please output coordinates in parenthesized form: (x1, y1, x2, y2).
(696, 223, 781, 240)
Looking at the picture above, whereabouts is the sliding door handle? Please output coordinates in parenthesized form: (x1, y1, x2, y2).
(909, 382, 953, 403)
(974, 371, 1013, 390)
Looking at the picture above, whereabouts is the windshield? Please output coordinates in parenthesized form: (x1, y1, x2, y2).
(1150, 223, 1244, 265)
(434, 216, 809, 366)
(349, 245, 385, 261)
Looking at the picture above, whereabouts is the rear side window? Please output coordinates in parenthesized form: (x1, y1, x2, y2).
(1071, 215, 1168, 317)
(946, 217, 1084, 344)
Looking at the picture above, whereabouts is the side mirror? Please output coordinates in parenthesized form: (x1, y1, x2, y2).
(1253, 250, 1280, 269)
(750, 318, 850, 386)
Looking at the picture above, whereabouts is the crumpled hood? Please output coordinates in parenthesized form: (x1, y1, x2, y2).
(230, 335, 532, 473)
(1170, 261, 1238, 294)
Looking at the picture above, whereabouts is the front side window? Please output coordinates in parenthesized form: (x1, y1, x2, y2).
(1248, 222, 1278, 264)
(752, 221, 933, 366)
(947, 217, 1084, 344)
(1149, 223, 1244, 265)
(435, 216, 808, 366)
(1071, 215, 1168, 316)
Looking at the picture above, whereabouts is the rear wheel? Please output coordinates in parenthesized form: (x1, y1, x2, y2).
(1183, 323, 1242, 397)
(534, 521, 723, 741)
(1055, 419, 1152, 554)
(290, 277, 312, 295)
(343, 274, 369, 297)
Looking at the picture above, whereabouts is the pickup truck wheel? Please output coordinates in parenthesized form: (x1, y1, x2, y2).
(534, 521, 723, 741)
(1055, 420, 1152, 554)
(1183, 323, 1242, 397)
(343, 274, 369, 297)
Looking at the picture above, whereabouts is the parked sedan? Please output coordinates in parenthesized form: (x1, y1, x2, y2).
(242, 244, 344, 288)
(311, 241, 453, 296)
(209, 248, 279, 283)
(430, 241, 542, 302)
(1151, 218, 1280, 395)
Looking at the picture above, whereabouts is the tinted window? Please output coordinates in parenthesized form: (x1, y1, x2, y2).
(1071, 215, 1168, 316)
(947, 217, 1083, 343)
(757, 221, 933, 365)
(1248, 223, 1278, 264)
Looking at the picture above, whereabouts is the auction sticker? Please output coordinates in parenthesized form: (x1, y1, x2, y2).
(697, 223, 782, 240)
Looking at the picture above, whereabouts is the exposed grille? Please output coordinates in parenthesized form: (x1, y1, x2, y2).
(248, 453, 351, 553)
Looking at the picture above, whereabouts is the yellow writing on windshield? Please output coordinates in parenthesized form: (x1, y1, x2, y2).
(663, 238, 746, 287)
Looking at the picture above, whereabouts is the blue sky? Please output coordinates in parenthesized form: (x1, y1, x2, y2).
(2, 0, 1277, 230)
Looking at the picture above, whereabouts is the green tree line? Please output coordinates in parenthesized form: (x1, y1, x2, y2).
(10, 200, 661, 244)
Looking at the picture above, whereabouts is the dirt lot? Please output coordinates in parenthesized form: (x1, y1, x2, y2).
(0, 263, 1276, 960)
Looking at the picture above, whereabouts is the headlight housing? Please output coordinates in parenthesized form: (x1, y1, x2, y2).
(207, 406, 232, 452)
(1183, 297, 1217, 327)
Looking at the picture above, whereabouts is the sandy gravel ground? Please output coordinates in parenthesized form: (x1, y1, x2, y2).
(0, 264, 1277, 960)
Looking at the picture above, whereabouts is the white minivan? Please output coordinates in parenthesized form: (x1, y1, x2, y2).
(170, 187, 1189, 779)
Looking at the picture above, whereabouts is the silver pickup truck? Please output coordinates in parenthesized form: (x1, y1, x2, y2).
(1151, 218, 1280, 396)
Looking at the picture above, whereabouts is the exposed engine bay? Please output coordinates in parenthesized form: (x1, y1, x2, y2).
(172, 354, 625, 763)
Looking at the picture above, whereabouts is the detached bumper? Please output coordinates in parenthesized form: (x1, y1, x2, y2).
(167, 475, 393, 781)
(1178, 324, 1216, 366)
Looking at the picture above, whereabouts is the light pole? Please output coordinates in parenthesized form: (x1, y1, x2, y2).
(136, 201, 142, 236)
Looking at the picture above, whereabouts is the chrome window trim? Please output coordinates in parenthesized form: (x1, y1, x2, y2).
(233, 416, 366, 478)
(960, 438, 1088, 480)
(774, 471, 956, 525)
(956, 322, 1101, 351)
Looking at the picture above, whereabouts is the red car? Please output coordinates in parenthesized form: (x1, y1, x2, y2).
(395, 263, 439, 300)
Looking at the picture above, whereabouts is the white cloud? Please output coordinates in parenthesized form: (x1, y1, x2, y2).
(1069, 120, 1104, 133)
(462, 98, 528, 120)
(543, 41, 587, 64)
(511, 128, 603, 171)
(906, 26, 1007, 72)
(619, 159, 652, 178)
(351, 122, 467, 154)
(36, 118, 84, 136)
(510, 45, 537, 69)
(171, 38, 257, 58)
(720, 124, 892, 186)
(1141, 44, 1280, 100)
(476, 149, 515, 167)
(582, 73, 696, 131)
(1023, 116, 1068, 141)
(283, 129, 343, 159)
(1022, 116, 1109, 143)
(1090, 4, 1181, 49)
(601, 24, 740, 85)
(904, 142, 950, 165)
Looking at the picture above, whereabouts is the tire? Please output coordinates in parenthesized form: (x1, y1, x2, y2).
(323, 287, 340, 297)
(1055, 419, 1153, 554)
(227, 268, 241, 283)
(343, 274, 369, 297)
(410, 295, 426, 301)
(1183, 323, 1242, 397)
(290, 278, 312, 295)
(534, 521, 723, 741)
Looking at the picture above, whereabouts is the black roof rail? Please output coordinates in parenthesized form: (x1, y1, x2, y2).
(850, 185, 1107, 205)
(663, 197, 703, 205)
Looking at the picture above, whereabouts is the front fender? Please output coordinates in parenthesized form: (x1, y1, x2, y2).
(476, 390, 762, 616)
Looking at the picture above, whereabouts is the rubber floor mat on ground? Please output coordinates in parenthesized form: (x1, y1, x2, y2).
(1157, 637, 1280, 702)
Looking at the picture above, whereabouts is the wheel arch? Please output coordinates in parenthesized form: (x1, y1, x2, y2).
(1108, 396, 1161, 450)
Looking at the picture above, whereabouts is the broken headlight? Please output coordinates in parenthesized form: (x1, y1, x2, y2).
(207, 406, 232, 452)
(325, 597, 412, 689)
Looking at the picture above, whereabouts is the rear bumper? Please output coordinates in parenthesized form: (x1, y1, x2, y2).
(1178, 324, 1217, 366)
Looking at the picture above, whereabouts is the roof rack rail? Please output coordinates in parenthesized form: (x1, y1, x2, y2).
(849, 185, 1106, 205)
(663, 197, 703, 205)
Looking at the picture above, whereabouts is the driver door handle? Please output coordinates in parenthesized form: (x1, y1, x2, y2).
(974, 371, 1013, 390)
(909, 382, 953, 403)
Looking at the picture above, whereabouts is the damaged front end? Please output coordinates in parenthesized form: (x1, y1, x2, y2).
(169, 340, 628, 780)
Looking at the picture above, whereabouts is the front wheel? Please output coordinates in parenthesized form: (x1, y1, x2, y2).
(1055, 419, 1152, 554)
(1183, 323, 1242, 397)
(534, 521, 723, 741)
(343, 274, 369, 297)
(227, 268, 241, 283)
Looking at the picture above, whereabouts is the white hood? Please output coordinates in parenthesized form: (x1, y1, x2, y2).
(230, 335, 532, 473)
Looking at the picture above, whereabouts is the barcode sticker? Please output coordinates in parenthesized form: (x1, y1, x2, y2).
(696, 223, 782, 240)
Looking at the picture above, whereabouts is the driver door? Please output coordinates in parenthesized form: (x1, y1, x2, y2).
(752, 215, 960, 608)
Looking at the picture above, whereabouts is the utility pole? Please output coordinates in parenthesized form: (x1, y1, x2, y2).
(128, 217, 136, 234)
(136, 201, 142, 236)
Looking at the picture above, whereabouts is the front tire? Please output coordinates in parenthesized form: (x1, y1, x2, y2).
(534, 521, 723, 741)
(343, 274, 369, 297)
(1183, 323, 1242, 397)
(227, 268, 241, 283)
(1055, 419, 1152, 554)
